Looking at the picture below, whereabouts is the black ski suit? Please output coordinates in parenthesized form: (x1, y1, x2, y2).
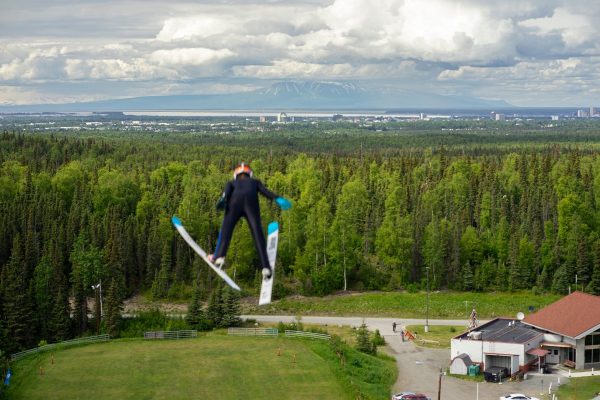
(213, 175, 278, 270)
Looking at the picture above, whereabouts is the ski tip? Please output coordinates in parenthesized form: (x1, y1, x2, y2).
(268, 221, 279, 234)
(171, 215, 182, 226)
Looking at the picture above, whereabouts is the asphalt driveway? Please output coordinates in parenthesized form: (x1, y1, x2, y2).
(384, 334, 566, 400)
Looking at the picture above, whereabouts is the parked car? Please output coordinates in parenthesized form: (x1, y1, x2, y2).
(391, 392, 431, 400)
(484, 366, 509, 382)
(499, 394, 540, 400)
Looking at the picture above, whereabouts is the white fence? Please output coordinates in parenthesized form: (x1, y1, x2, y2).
(227, 327, 279, 336)
(11, 334, 110, 361)
(144, 330, 197, 340)
(285, 330, 331, 341)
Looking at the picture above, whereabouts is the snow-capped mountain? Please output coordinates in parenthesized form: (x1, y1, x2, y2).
(0, 81, 512, 112)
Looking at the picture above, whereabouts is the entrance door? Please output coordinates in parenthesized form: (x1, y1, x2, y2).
(546, 348, 560, 364)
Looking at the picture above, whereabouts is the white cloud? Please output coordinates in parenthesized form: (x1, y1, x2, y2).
(233, 60, 356, 79)
(2, 0, 600, 105)
(156, 15, 237, 41)
(151, 48, 235, 66)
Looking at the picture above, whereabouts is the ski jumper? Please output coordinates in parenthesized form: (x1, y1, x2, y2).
(213, 175, 278, 270)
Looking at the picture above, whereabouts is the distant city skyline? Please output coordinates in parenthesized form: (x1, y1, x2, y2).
(2, 0, 600, 107)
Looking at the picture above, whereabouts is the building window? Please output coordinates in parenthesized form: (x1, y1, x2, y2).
(553, 349, 558, 356)
(585, 349, 600, 364)
(586, 333, 600, 346)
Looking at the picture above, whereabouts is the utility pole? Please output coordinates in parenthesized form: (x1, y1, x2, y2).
(425, 267, 430, 333)
(437, 368, 442, 400)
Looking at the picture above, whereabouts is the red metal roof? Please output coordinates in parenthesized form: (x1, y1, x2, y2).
(527, 348, 550, 357)
(523, 291, 600, 338)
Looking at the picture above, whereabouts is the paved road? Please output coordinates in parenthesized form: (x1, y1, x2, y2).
(244, 315, 566, 400)
(242, 315, 485, 335)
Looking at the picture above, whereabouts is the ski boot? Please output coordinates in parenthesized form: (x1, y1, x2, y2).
(262, 267, 272, 280)
(208, 254, 225, 269)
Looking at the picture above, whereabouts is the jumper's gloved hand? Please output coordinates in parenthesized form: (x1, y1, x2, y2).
(275, 197, 292, 210)
(216, 194, 226, 210)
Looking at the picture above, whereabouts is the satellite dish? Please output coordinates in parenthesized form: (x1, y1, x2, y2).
(516, 312, 525, 321)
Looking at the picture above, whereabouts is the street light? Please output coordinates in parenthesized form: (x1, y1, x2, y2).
(425, 267, 430, 333)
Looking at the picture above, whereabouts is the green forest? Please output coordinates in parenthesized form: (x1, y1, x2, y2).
(2, 120, 600, 355)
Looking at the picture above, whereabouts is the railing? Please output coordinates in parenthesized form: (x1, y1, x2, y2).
(285, 330, 331, 341)
(11, 334, 110, 361)
(144, 330, 197, 340)
(227, 327, 278, 336)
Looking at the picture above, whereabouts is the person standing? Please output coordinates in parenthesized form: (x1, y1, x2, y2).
(392, 322, 397, 333)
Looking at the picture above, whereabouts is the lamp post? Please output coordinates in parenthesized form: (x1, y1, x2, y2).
(425, 267, 430, 333)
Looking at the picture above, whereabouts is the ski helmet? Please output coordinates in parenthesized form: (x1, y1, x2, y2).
(233, 163, 253, 179)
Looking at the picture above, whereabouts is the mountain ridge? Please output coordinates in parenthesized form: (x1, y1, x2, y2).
(0, 81, 512, 112)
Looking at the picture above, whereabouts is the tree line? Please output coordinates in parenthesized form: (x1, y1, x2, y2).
(1, 130, 600, 354)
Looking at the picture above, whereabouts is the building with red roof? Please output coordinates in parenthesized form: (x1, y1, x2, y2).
(523, 291, 600, 370)
(450, 291, 600, 375)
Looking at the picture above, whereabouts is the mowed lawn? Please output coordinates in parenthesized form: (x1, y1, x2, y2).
(555, 376, 600, 399)
(246, 291, 561, 319)
(6, 336, 354, 400)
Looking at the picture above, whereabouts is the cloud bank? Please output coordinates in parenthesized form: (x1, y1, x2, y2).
(1, 0, 600, 106)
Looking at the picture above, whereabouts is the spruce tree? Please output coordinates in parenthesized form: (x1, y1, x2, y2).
(186, 284, 207, 330)
(50, 286, 71, 342)
(1, 235, 35, 351)
(355, 323, 375, 355)
(206, 285, 224, 328)
(72, 279, 88, 335)
(104, 278, 123, 338)
(222, 287, 241, 328)
(588, 240, 600, 295)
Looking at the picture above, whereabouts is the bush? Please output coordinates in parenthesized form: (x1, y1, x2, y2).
(372, 329, 385, 347)
(276, 321, 305, 332)
(120, 308, 192, 338)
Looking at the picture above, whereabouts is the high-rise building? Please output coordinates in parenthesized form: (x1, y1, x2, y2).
(495, 113, 505, 121)
(277, 112, 288, 123)
(577, 109, 590, 118)
(591, 107, 598, 117)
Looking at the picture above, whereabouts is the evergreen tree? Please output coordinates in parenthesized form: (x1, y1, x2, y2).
(186, 284, 207, 330)
(206, 285, 224, 328)
(462, 261, 474, 291)
(588, 240, 600, 295)
(104, 278, 123, 338)
(221, 287, 241, 328)
(72, 279, 88, 335)
(355, 323, 375, 355)
(50, 286, 71, 342)
(151, 242, 171, 299)
(33, 255, 53, 340)
(552, 264, 570, 294)
(1, 235, 35, 351)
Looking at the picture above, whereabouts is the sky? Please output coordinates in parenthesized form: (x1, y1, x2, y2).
(1, 0, 600, 107)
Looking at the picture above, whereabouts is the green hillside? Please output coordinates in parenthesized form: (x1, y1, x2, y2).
(4, 335, 396, 400)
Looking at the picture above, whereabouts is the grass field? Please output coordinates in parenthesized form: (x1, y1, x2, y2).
(244, 291, 562, 319)
(4, 334, 396, 400)
(554, 376, 600, 399)
(404, 325, 464, 349)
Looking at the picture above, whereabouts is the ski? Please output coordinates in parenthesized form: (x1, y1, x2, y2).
(259, 221, 279, 305)
(171, 216, 241, 291)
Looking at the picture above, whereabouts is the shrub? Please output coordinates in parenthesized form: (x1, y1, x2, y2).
(372, 329, 385, 347)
